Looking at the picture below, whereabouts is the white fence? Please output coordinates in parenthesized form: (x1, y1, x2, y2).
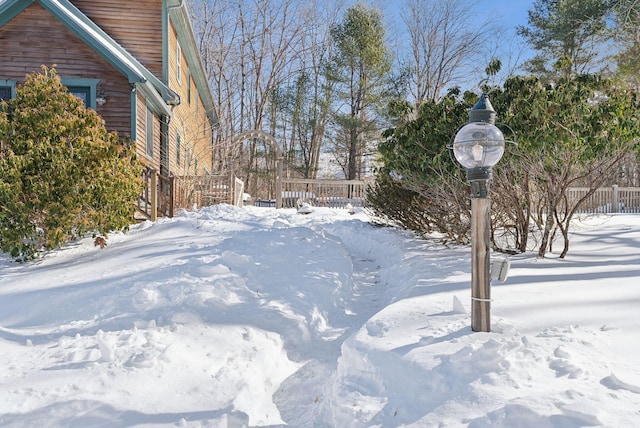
(567, 185, 640, 213)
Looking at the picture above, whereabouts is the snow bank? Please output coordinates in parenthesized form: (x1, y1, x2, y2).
(1, 206, 639, 427)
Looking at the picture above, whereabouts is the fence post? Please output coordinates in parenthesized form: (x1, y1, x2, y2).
(276, 157, 283, 209)
(234, 177, 244, 207)
(168, 175, 174, 218)
(150, 171, 158, 221)
(612, 185, 619, 213)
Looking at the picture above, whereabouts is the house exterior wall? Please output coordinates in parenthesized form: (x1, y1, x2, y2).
(0, 0, 215, 181)
(71, 0, 215, 176)
(135, 92, 162, 172)
(71, 0, 163, 79)
(167, 20, 213, 176)
(0, 2, 132, 139)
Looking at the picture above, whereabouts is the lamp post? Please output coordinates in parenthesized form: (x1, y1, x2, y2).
(453, 93, 505, 332)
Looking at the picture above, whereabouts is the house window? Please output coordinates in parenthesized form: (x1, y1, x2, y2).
(0, 87, 11, 101)
(186, 143, 192, 171)
(176, 131, 181, 166)
(187, 70, 191, 104)
(176, 41, 182, 85)
(67, 86, 91, 106)
(0, 80, 16, 102)
(146, 105, 154, 157)
(195, 96, 199, 121)
(61, 78, 99, 109)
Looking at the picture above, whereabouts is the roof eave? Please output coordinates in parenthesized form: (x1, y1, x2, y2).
(137, 81, 174, 117)
(167, 0, 217, 128)
(0, 0, 33, 27)
(40, 0, 180, 104)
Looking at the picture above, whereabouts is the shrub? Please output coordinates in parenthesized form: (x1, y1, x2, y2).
(0, 66, 143, 260)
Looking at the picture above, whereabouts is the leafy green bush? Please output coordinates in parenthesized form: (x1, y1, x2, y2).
(0, 66, 143, 260)
(368, 90, 473, 244)
(373, 74, 640, 257)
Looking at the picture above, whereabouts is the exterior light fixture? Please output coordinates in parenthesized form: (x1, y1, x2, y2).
(96, 89, 107, 106)
(453, 93, 505, 332)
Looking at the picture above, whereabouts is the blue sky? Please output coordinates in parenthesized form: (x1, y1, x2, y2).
(478, 0, 536, 59)
(378, 0, 537, 89)
(479, 0, 533, 28)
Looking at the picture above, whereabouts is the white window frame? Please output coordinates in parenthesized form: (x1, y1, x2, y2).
(146, 105, 154, 157)
(176, 130, 182, 167)
(176, 40, 182, 85)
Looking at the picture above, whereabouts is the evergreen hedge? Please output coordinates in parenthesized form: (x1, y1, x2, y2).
(0, 67, 144, 261)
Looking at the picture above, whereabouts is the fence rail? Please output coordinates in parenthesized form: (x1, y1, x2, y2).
(567, 185, 640, 213)
(137, 171, 243, 220)
(138, 170, 640, 220)
(278, 178, 370, 208)
(172, 174, 245, 210)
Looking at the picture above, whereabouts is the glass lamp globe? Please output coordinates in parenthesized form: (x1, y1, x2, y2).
(453, 121, 505, 169)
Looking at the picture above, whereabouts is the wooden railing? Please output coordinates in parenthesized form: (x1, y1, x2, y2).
(138, 170, 243, 219)
(279, 178, 371, 208)
(138, 172, 640, 219)
(567, 185, 640, 213)
(173, 175, 232, 208)
(137, 167, 158, 220)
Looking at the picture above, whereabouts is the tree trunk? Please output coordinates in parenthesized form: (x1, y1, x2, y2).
(537, 206, 555, 258)
(347, 126, 358, 180)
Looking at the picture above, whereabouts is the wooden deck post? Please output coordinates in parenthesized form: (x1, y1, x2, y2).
(150, 170, 158, 221)
(168, 175, 174, 218)
(276, 156, 283, 209)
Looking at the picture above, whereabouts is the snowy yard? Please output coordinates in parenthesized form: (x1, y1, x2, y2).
(0, 205, 639, 427)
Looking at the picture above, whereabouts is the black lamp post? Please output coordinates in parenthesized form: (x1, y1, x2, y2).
(453, 93, 505, 332)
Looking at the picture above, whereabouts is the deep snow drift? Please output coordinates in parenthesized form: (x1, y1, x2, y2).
(0, 205, 639, 427)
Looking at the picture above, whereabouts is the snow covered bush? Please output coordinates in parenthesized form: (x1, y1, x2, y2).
(0, 66, 143, 261)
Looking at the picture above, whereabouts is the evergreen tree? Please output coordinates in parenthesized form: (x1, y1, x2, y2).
(0, 67, 143, 261)
(612, 0, 640, 90)
(329, 2, 392, 180)
(517, 0, 614, 80)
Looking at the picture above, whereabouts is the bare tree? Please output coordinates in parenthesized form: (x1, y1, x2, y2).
(402, 0, 496, 105)
(272, 1, 342, 179)
(189, 0, 310, 197)
(189, 0, 239, 174)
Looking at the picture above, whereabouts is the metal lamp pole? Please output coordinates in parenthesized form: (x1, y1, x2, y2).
(453, 94, 505, 332)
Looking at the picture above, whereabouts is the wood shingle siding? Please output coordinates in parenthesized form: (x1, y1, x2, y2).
(0, 0, 216, 194)
(0, 2, 132, 138)
(71, 0, 163, 79)
(167, 22, 213, 175)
